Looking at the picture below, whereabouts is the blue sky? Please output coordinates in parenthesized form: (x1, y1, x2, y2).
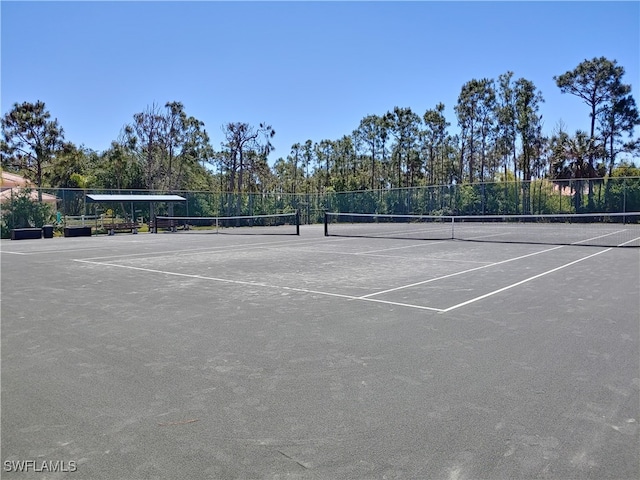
(2, 1, 639, 165)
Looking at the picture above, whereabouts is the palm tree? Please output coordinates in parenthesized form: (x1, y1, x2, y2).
(550, 130, 603, 211)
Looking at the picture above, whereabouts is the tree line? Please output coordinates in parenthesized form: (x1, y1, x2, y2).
(2, 57, 639, 216)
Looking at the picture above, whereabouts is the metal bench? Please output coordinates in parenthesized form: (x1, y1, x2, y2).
(149, 218, 188, 233)
(103, 222, 140, 235)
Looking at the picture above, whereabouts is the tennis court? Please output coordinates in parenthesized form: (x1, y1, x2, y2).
(1, 221, 638, 479)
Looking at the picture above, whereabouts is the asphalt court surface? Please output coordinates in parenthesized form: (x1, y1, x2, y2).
(2, 225, 639, 479)
(66, 230, 630, 312)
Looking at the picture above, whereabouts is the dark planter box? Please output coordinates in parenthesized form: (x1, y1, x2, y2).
(64, 226, 92, 237)
(11, 228, 43, 240)
(42, 225, 54, 238)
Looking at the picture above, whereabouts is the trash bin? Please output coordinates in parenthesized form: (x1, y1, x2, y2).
(42, 225, 54, 238)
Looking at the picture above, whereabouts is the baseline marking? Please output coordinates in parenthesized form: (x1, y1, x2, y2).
(1, 245, 129, 255)
(440, 248, 612, 312)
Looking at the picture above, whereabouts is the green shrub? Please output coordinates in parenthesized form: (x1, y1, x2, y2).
(1, 189, 54, 238)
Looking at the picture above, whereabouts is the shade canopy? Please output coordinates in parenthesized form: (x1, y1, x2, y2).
(86, 194, 186, 203)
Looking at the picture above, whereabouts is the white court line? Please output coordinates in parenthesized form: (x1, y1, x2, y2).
(440, 248, 612, 312)
(293, 248, 418, 259)
(355, 251, 491, 263)
(329, 225, 451, 244)
(294, 246, 492, 264)
(79, 242, 293, 261)
(618, 236, 640, 247)
(72, 246, 613, 314)
(72, 258, 444, 311)
(354, 297, 444, 312)
(571, 229, 627, 245)
(77, 236, 350, 262)
(73, 259, 272, 287)
(355, 241, 443, 255)
(0, 250, 28, 255)
(1, 245, 130, 255)
(359, 245, 564, 299)
(284, 287, 444, 312)
(464, 232, 516, 240)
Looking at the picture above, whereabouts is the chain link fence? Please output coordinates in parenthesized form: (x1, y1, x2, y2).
(2, 177, 639, 237)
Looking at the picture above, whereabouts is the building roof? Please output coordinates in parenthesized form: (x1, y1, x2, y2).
(2, 171, 33, 188)
(0, 171, 58, 204)
(0, 188, 58, 205)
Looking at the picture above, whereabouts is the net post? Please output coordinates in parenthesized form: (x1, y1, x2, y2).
(153, 214, 157, 234)
(324, 212, 328, 236)
(451, 216, 455, 240)
(296, 210, 300, 235)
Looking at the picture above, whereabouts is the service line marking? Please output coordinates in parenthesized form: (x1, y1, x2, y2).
(571, 229, 627, 245)
(293, 245, 492, 263)
(355, 240, 444, 255)
(440, 248, 612, 312)
(359, 245, 565, 299)
(618, 236, 640, 247)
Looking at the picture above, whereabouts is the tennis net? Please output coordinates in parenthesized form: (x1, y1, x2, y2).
(154, 211, 300, 235)
(324, 212, 640, 248)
